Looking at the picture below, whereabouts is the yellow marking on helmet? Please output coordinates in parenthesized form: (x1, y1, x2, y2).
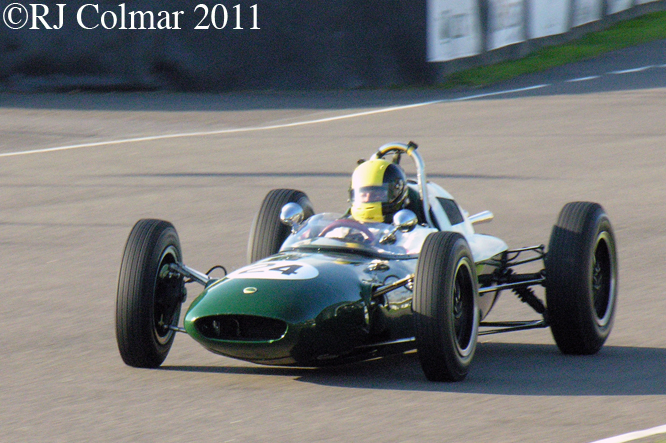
(352, 159, 389, 188)
(351, 202, 384, 223)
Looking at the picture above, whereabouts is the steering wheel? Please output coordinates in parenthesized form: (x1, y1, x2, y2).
(319, 219, 375, 242)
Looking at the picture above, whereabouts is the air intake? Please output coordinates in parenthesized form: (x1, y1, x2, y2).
(195, 315, 287, 341)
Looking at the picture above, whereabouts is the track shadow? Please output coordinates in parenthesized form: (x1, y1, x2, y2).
(160, 343, 666, 396)
(1, 39, 666, 113)
(0, 90, 450, 112)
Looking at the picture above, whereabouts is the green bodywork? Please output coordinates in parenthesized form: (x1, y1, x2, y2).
(184, 250, 417, 366)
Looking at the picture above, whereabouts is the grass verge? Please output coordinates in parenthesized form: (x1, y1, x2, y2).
(445, 10, 666, 88)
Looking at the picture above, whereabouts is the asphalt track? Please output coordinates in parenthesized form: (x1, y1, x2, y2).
(2, 40, 666, 443)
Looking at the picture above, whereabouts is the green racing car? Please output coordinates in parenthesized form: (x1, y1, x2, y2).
(115, 142, 618, 382)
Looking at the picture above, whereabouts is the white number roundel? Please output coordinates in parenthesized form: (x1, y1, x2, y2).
(227, 261, 319, 280)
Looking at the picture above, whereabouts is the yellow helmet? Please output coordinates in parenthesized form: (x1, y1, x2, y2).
(350, 159, 408, 223)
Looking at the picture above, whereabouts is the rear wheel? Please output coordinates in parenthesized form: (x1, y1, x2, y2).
(413, 232, 479, 382)
(247, 189, 314, 263)
(116, 219, 185, 368)
(546, 202, 618, 354)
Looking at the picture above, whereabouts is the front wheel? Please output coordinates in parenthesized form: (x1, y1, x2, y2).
(116, 219, 185, 368)
(546, 202, 618, 355)
(413, 232, 479, 382)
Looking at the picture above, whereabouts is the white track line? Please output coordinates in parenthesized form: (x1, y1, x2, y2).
(0, 85, 549, 159)
(0, 101, 442, 158)
(589, 424, 666, 443)
(610, 65, 654, 74)
(566, 76, 601, 82)
(2, 58, 662, 161)
(450, 84, 548, 101)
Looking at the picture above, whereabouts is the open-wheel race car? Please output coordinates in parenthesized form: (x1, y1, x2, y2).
(115, 142, 618, 382)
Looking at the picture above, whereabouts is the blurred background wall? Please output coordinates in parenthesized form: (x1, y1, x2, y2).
(0, 0, 663, 92)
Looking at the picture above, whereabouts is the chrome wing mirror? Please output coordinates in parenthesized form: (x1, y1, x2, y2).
(380, 209, 418, 244)
(280, 202, 305, 233)
(393, 209, 418, 232)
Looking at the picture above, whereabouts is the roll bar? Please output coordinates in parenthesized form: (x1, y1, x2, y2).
(370, 141, 435, 228)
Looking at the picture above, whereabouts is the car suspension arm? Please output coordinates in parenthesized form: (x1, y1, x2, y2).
(479, 270, 547, 315)
(479, 320, 548, 335)
(478, 273, 545, 294)
(168, 262, 213, 286)
(372, 274, 414, 299)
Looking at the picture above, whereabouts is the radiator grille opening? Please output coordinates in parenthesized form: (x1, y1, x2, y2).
(195, 315, 287, 341)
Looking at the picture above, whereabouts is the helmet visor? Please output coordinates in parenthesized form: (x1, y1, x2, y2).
(351, 185, 389, 204)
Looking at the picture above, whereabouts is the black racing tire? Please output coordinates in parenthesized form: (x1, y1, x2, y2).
(413, 231, 480, 382)
(247, 189, 314, 263)
(546, 202, 618, 355)
(116, 219, 185, 368)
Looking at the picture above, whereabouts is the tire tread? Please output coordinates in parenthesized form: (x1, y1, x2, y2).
(116, 219, 180, 368)
(546, 202, 617, 355)
(413, 231, 478, 382)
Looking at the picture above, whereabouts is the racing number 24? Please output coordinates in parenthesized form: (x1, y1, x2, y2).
(194, 4, 259, 30)
(239, 263, 303, 276)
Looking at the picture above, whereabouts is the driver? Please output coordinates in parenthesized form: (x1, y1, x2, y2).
(349, 158, 408, 224)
